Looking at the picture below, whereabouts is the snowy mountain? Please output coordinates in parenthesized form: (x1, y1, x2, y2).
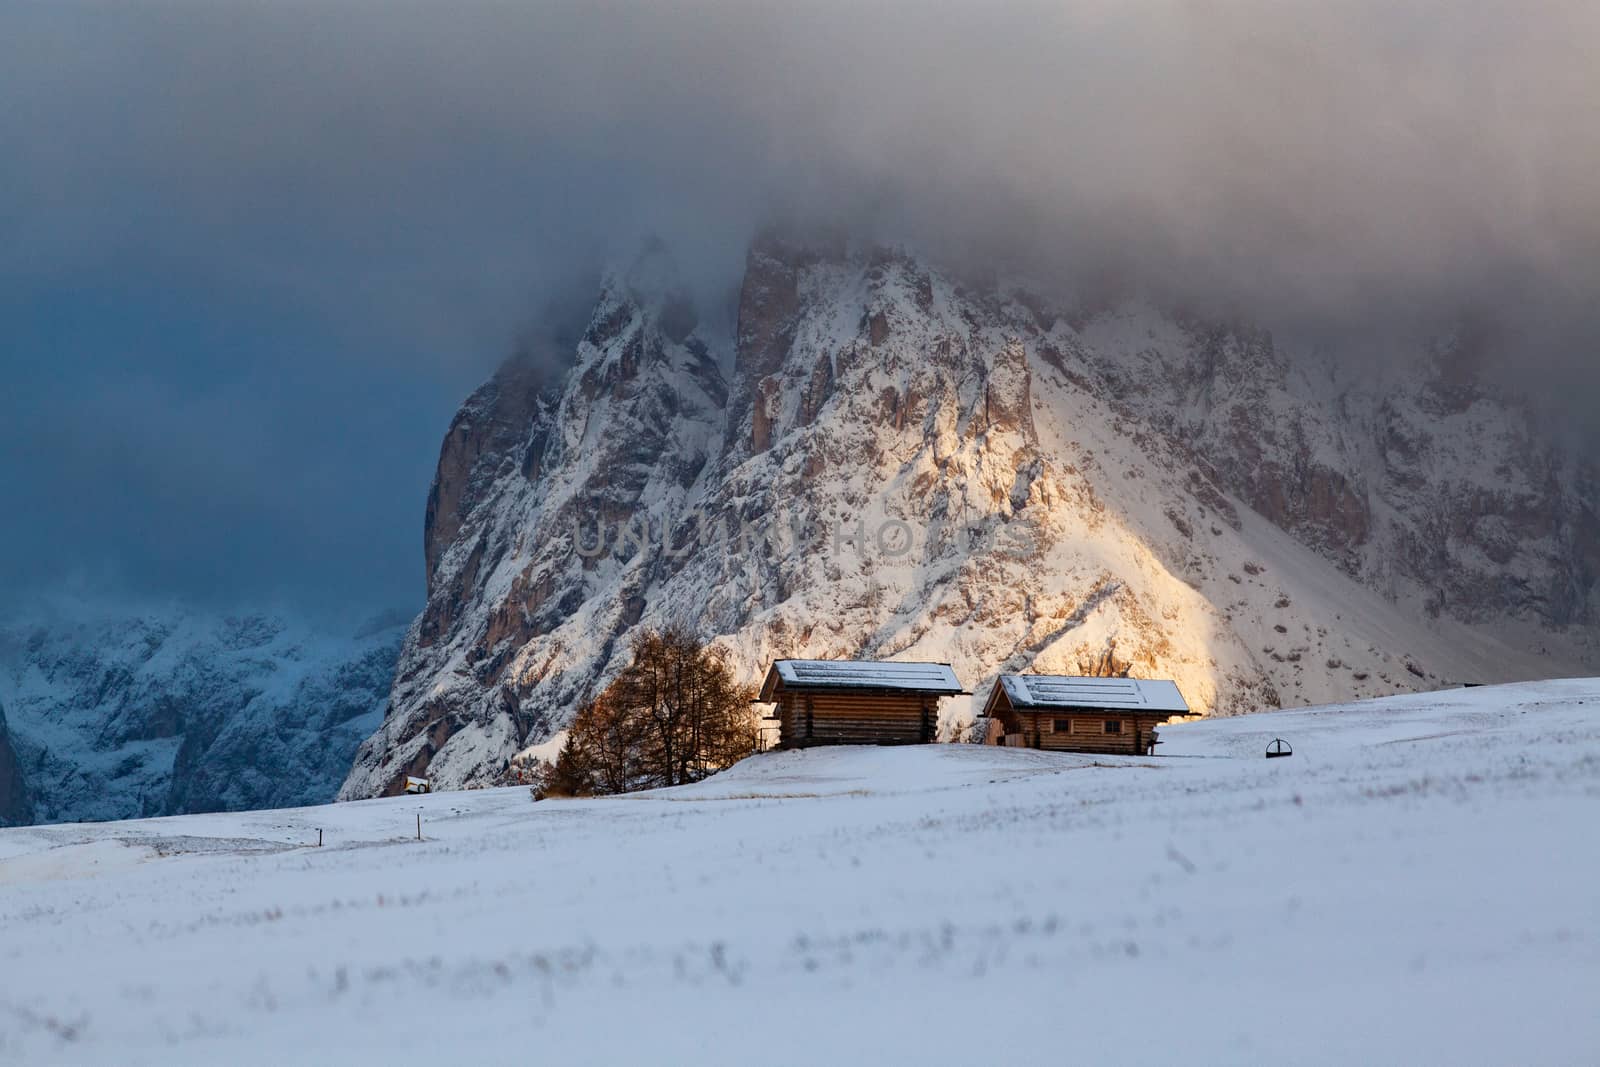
(343, 234, 1599, 797)
(5, 679, 1600, 1062)
(0, 606, 405, 825)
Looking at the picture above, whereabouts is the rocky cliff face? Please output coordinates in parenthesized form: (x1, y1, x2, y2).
(0, 607, 404, 824)
(1073, 310, 1600, 627)
(342, 236, 1599, 797)
(0, 700, 30, 826)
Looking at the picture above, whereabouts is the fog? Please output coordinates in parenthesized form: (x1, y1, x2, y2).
(2, 1, 1595, 611)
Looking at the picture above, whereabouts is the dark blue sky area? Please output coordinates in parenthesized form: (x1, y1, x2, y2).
(3, 269, 487, 613)
(0, 4, 764, 615)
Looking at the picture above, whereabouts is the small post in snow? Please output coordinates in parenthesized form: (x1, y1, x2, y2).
(416, 813, 422, 841)
(317, 828, 323, 847)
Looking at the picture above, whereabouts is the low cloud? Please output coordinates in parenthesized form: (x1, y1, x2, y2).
(2, 1, 1596, 607)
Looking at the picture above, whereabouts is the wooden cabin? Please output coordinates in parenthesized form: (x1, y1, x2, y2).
(980, 675, 1190, 755)
(759, 660, 966, 748)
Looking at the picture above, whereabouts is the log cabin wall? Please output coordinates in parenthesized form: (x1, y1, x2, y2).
(775, 690, 937, 747)
(1018, 711, 1163, 754)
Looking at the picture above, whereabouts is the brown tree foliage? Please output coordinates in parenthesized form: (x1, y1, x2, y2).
(538, 628, 758, 797)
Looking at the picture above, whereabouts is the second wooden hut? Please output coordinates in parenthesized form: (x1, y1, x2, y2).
(980, 674, 1189, 754)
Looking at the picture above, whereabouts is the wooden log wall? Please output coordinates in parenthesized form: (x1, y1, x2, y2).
(775, 691, 937, 747)
(1011, 711, 1165, 755)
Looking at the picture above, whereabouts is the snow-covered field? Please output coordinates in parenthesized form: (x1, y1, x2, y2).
(3, 680, 1598, 1064)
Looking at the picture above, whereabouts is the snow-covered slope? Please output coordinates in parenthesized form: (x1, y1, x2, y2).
(0, 606, 405, 825)
(344, 235, 1598, 796)
(4, 679, 1598, 1063)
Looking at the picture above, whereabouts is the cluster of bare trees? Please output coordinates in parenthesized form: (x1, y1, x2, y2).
(537, 628, 758, 797)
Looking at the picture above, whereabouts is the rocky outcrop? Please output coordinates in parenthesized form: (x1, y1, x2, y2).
(342, 236, 1599, 796)
(346, 249, 728, 797)
(0, 700, 30, 826)
(1074, 309, 1598, 628)
(0, 608, 404, 824)
(1361, 348, 1597, 626)
(424, 359, 557, 589)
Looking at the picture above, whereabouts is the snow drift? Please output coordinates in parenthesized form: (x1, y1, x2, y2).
(4, 678, 1598, 1062)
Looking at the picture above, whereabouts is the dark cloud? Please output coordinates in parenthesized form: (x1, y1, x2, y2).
(2, 1, 1596, 610)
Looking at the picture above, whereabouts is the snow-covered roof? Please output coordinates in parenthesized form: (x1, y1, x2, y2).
(995, 675, 1190, 714)
(761, 660, 965, 700)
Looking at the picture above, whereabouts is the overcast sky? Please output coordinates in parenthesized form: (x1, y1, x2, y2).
(3, 1, 1596, 617)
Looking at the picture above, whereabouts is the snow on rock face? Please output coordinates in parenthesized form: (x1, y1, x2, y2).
(343, 236, 1599, 797)
(346, 253, 730, 798)
(1079, 311, 1600, 627)
(0, 607, 404, 824)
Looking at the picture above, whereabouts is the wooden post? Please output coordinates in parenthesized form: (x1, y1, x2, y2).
(317, 828, 323, 848)
(416, 813, 421, 841)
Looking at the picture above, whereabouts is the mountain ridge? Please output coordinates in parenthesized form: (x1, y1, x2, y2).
(341, 234, 1598, 797)
(0, 605, 404, 825)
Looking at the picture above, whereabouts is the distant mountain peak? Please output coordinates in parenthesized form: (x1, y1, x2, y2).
(0, 605, 404, 825)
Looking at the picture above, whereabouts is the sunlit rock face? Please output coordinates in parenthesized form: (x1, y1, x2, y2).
(342, 235, 1599, 797)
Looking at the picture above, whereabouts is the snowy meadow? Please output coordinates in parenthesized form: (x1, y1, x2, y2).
(2, 679, 1598, 1064)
